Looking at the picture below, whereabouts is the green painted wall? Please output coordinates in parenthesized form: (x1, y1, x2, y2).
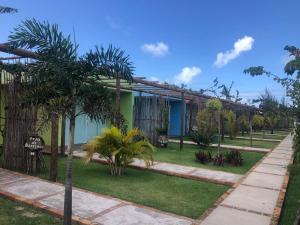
(120, 91, 134, 130)
(0, 88, 133, 146)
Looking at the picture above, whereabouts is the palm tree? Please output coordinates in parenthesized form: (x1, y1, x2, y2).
(0, 6, 17, 14)
(8, 19, 134, 225)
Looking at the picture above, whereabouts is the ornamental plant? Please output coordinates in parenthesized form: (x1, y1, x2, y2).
(84, 126, 154, 176)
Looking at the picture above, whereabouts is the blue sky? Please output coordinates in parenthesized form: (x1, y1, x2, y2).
(1, 0, 299, 102)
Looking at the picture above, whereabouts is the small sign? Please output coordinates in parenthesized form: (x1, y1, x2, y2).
(24, 136, 45, 151)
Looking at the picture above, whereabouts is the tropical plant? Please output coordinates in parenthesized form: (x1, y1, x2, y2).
(190, 130, 215, 147)
(251, 114, 265, 131)
(195, 151, 212, 164)
(213, 154, 225, 166)
(206, 99, 223, 156)
(223, 109, 237, 139)
(85, 126, 154, 176)
(7, 19, 134, 225)
(225, 150, 243, 166)
(0, 6, 17, 14)
(237, 114, 249, 136)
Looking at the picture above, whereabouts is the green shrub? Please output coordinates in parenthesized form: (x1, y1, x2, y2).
(84, 126, 154, 176)
(195, 151, 212, 164)
(293, 124, 300, 163)
(225, 150, 243, 166)
(213, 154, 225, 166)
(190, 131, 215, 147)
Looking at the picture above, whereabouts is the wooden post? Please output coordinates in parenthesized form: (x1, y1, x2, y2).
(180, 91, 185, 150)
(60, 112, 66, 156)
(115, 76, 121, 128)
(50, 112, 59, 182)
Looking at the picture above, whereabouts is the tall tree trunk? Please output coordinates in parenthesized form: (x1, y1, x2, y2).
(60, 112, 66, 156)
(218, 115, 221, 155)
(63, 109, 75, 225)
(249, 121, 253, 147)
(221, 114, 225, 141)
(50, 112, 59, 181)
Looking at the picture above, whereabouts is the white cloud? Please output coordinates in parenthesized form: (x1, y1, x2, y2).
(141, 42, 169, 57)
(149, 76, 159, 82)
(174, 66, 201, 84)
(281, 54, 295, 65)
(214, 36, 255, 68)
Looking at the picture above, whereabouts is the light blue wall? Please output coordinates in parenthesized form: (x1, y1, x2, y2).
(65, 114, 107, 145)
(169, 100, 186, 136)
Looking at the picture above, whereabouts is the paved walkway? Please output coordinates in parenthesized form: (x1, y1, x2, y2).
(169, 139, 271, 153)
(72, 151, 242, 185)
(197, 134, 294, 225)
(224, 135, 281, 142)
(0, 168, 194, 225)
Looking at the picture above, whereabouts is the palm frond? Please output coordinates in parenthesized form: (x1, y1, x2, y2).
(0, 6, 17, 14)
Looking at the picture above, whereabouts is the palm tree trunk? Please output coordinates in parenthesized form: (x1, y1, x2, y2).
(63, 110, 75, 225)
(50, 112, 59, 181)
(60, 112, 66, 156)
(217, 112, 221, 157)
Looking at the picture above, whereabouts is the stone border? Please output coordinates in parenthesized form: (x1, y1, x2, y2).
(0, 168, 194, 225)
(169, 139, 272, 153)
(76, 154, 240, 186)
(269, 156, 294, 225)
(194, 136, 287, 225)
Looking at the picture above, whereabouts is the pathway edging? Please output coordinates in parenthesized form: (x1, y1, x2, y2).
(196, 134, 294, 225)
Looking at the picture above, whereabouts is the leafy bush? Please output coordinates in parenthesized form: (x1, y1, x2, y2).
(225, 150, 243, 166)
(293, 124, 300, 164)
(223, 110, 237, 139)
(84, 126, 154, 176)
(190, 130, 215, 147)
(194, 108, 218, 147)
(237, 114, 249, 136)
(213, 154, 225, 166)
(195, 151, 212, 164)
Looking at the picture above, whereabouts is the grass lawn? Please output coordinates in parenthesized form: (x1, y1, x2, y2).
(0, 196, 62, 225)
(279, 163, 300, 225)
(217, 137, 278, 149)
(155, 143, 265, 174)
(38, 156, 229, 219)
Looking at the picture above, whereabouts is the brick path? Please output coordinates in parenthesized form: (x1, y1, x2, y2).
(169, 139, 271, 153)
(196, 134, 294, 225)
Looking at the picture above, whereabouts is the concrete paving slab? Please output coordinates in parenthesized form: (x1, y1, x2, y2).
(169, 139, 271, 153)
(268, 152, 292, 160)
(272, 150, 293, 155)
(262, 157, 290, 166)
(254, 163, 287, 176)
(189, 169, 242, 184)
(39, 189, 121, 219)
(93, 204, 193, 225)
(200, 206, 271, 225)
(3, 179, 64, 199)
(221, 185, 279, 215)
(0, 171, 29, 185)
(242, 172, 284, 190)
(151, 162, 195, 174)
